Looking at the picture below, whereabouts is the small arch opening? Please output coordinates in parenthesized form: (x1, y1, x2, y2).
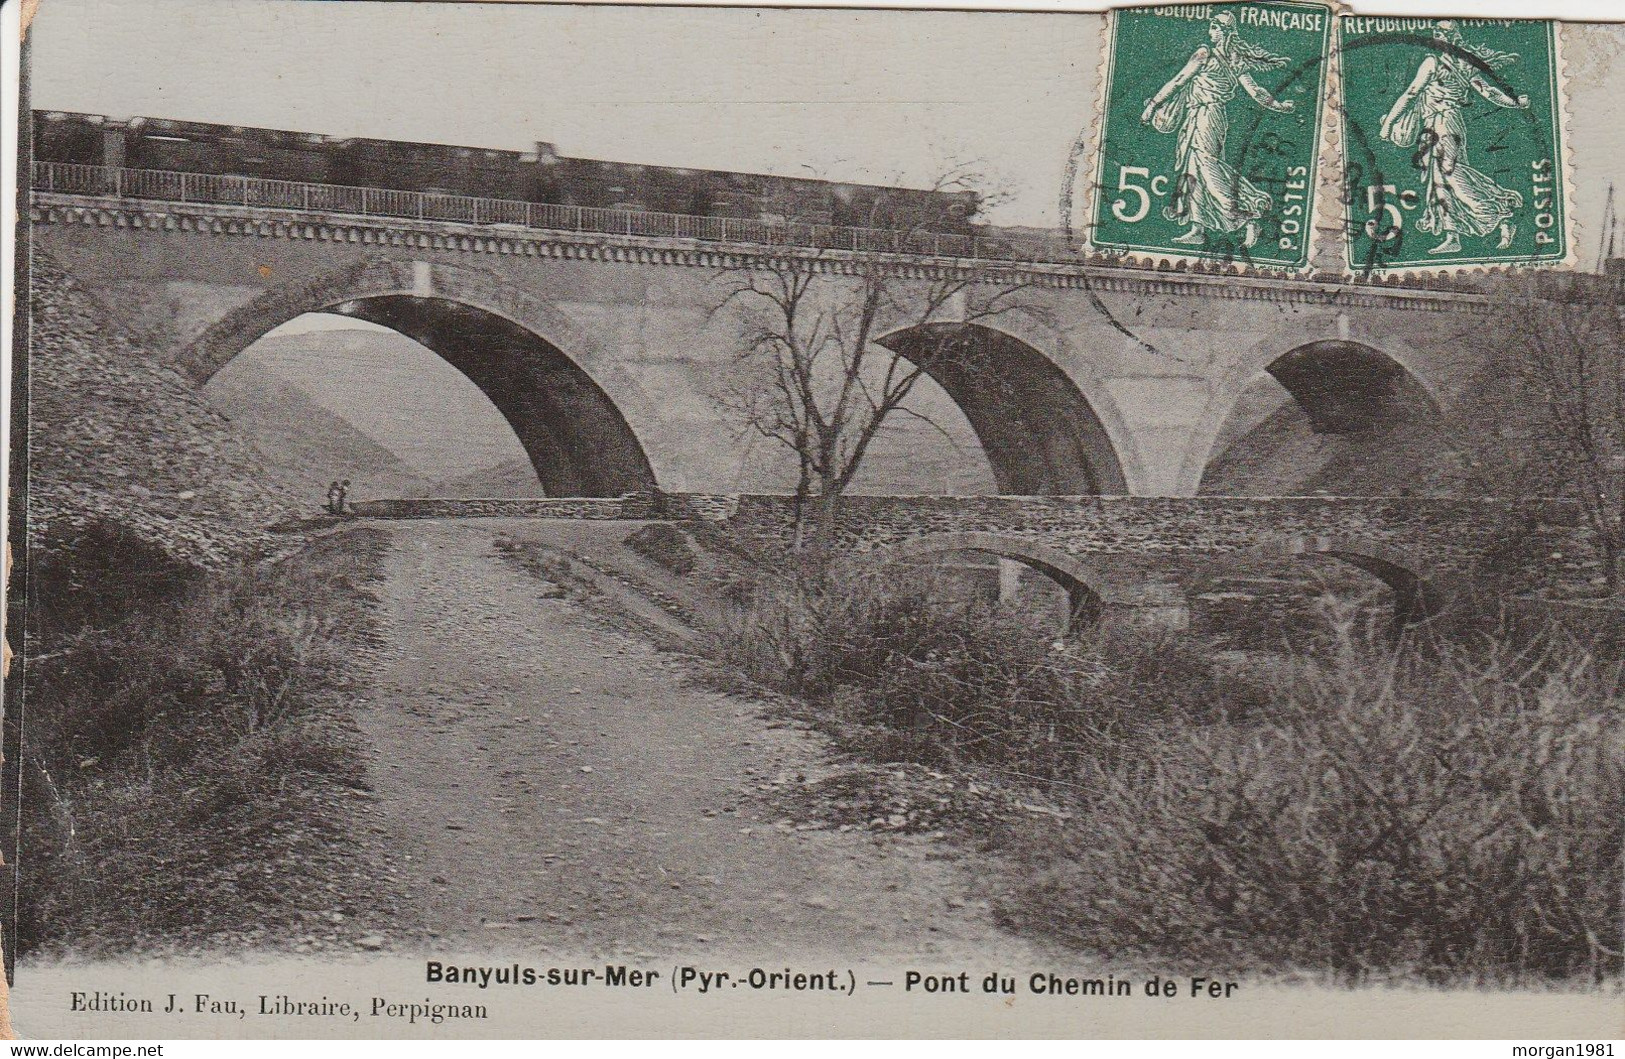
(1183, 543, 1438, 653)
(874, 534, 1109, 637)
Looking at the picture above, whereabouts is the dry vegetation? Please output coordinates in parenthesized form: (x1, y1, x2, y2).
(14, 524, 397, 957)
(699, 566, 1625, 985)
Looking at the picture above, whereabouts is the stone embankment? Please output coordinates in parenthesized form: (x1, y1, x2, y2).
(25, 251, 298, 566)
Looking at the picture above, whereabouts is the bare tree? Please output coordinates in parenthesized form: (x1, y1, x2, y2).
(711, 172, 1041, 558)
(1461, 272, 1625, 594)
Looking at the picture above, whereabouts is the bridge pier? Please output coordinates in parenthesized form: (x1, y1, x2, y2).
(1065, 583, 1105, 636)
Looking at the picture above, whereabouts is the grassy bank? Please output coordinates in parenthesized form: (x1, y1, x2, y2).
(16, 524, 395, 957)
(700, 569, 1625, 986)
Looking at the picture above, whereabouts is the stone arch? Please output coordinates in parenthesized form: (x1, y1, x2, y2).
(1259, 340, 1439, 432)
(1197, 534, 1452, 628)
(179, 258, 660, 497)
(1184, 326, 1446, 496)
(866, 531, 1117, 634)
(875, 323, 1132, 496)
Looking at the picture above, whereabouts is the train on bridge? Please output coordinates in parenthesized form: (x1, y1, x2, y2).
(32, 110, 979, 234)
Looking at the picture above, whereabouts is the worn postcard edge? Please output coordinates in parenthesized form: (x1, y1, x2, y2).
(1, 0, 1618, 1042)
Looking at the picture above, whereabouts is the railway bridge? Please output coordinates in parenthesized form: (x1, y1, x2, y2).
(29, 158, 1566, 622)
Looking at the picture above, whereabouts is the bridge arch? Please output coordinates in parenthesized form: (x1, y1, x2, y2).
(1192, 534, 1452, 630)
(863, 531, 1116, 635)
(875, 323, 1132, 495)
(1184, 327, 1445, 496)
(179, 258, 662, 497)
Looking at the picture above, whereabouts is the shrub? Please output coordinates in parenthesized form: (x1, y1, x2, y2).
(704, 563, 1621, 984)
(1008, 627, 1625, 984)
(699, 565, 1261, 779)
(15, 527, 390, 956)
(624, 523, 700, 576)
(24, 519, 202, 646)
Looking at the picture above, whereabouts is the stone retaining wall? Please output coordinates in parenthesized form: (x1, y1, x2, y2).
(349, 495, 659, 519)
(655, 493, 739, 521)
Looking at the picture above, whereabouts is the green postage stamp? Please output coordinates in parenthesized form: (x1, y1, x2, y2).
(1339, 17, 1570, 273)
(1089, 1, 1333, 271)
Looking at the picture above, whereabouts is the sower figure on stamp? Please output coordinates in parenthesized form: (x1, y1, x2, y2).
(1379, 19, 1529, 256)
(1140, 11, 1296, 250)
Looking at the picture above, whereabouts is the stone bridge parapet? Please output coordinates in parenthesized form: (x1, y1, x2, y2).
(721, 494, 1571, 577)
(349, 491, 1580, 585)
(349, 496, 661, 520)
(713, 493, 1583, 626)
(343, 492, 1590, 626)
(346, 492, 743, 521)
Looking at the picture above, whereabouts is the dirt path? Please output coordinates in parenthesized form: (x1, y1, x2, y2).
(355, 519, 1050, 964)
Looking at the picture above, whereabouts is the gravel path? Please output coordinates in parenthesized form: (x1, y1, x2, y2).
(356, 519, 1049, 964)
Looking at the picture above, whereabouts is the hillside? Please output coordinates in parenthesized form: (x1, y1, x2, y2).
(204, 365, 432, 507)
(23, 252, 299, 566)
(229, 330, 533, 483)
(1201, 394, 1466, 497)
(416, 457, 548, 498)
(848, 399, 998, 495)
(727, 376, 998, 496)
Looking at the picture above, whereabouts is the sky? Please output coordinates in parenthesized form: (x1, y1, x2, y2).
(27, 0, 1095, 227)
(26, 0, 1625, 237)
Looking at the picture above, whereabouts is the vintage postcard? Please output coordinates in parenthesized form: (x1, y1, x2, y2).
(3, 0, 1623, 1043)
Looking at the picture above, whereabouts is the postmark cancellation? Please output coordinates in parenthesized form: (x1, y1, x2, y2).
(1083, 7, 1574, 278)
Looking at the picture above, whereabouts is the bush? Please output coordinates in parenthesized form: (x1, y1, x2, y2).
(699, 566, 1260, 779)
(15, 527, 390, 956)
(25, 519, 203, 646)
(1007, 628, 1625, 984)
(624, 523, 700, 576)
(704, 564, 1622, 984)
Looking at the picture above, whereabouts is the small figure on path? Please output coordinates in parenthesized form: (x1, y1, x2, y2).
(326, 479, 352, 516)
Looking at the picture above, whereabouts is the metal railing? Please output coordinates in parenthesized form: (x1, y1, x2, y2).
(32, 160, 1089, 265)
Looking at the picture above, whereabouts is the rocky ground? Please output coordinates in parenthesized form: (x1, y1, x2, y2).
(346, 519, 1054, 964)
(25, 251, 297, 567)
